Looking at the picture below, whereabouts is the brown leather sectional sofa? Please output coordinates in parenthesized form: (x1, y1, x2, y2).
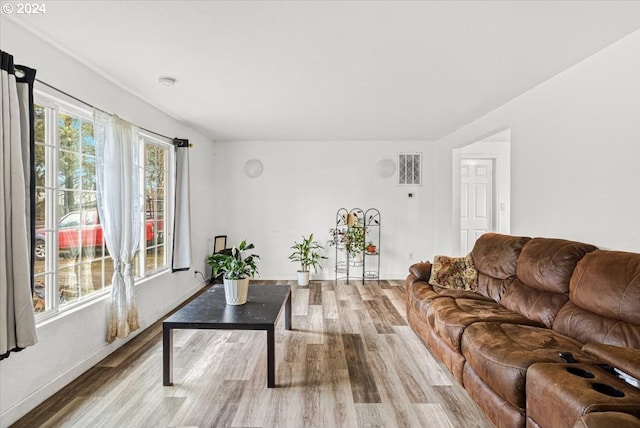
(406, 233, 640, 428)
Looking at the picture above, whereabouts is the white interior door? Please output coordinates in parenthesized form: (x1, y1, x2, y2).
(461, 159, 494, 254)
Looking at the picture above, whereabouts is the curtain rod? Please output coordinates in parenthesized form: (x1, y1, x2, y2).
(35, 78, 191, 146)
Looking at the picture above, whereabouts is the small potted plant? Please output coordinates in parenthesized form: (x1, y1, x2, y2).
(288, 233, 327, 286)
(329, 228, 346, 249)
(366, 241, 377, 254)
(207, 240, 260, 305)
(344, 218, 366, 265)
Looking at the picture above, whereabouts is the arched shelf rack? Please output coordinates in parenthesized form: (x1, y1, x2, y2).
(333, 208, 380, 284)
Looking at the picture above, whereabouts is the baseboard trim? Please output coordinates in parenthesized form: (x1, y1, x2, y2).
(0, 281, 205, 427)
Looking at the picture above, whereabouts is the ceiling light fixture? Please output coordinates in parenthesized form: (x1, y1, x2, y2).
(158, 76, 177, 87)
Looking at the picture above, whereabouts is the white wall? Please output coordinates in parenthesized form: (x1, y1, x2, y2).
(210, 140, 434, 280)
(431, 29, 640, 255)
(0, 21, 216, 426)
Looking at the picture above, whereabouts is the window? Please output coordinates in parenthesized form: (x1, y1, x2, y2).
(140, 136, 169, 274)
(398, 152, 422, 185)
(32, 91, 174, 318)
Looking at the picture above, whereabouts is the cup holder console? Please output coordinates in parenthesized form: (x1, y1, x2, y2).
(528, 363, 640, 428)
(566, 366, 596, 378)
(564, 366, 627, 397)
(591, 382, 626, 398)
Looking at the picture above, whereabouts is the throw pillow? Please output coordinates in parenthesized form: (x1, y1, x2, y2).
(428, 253, 478, 292)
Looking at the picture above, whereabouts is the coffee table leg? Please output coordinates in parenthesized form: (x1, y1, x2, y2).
(285, 290, 291, 331)
(163, 325, 173, 386)
(267, 327, 275, 388)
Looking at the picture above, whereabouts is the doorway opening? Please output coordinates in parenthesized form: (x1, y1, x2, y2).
(453, 129, 511, 255)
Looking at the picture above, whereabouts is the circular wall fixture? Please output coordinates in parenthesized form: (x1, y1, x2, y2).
(244, 159, 264, 178)
(376, 158, 396, 178)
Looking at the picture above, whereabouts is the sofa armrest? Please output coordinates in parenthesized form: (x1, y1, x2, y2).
(574, 411, 640, 428)
(582, 343, 640, 381)
(409, 261, 432, 282)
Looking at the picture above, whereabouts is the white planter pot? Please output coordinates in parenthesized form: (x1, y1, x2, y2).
(223, 278, 249, 305)
(349, 252, 363, 266)
(297, 270, 310, 286)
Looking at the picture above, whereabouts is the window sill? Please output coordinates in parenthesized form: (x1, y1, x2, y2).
(35, 267, 171, 328)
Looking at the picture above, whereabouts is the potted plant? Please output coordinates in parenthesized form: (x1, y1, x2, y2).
(344, 218, 365, 264)
(207, 240, 260, 305)
(329, 228, 346, 249)
(329, 219, 367, 265)
(288, 233, 327, 286)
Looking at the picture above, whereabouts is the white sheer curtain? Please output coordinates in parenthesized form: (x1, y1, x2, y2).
(93, 109, 141, 343)
(0, 50, 38, 359)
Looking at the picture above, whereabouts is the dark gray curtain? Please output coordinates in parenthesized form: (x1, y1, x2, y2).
(0, 50, 38, 360)
(172, 139, 191, 272)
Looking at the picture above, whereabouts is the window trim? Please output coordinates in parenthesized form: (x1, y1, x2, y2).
(139, 131, 175, 277)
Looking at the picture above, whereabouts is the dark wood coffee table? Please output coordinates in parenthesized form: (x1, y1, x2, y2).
(163, 284, 291, 388)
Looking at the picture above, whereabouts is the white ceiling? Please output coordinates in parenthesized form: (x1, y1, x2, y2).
(8, 1, 640, 141)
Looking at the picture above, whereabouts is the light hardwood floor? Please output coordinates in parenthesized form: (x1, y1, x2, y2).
(12, 280, 493, 428)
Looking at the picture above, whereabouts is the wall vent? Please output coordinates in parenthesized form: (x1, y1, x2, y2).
(398, 153, 422, 185)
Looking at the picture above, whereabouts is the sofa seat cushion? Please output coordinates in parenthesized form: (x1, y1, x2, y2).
(461, 322, 598, 409)
(408, 280, 490, 324)
(427, 297, 542, 353)
(408, 281, 441, 324)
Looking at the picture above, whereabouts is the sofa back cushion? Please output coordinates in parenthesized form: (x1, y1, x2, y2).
(472, 233, 530, 301)
(500, 280, 570, 328)
(553, 250, 640, 348)
(476, 275, 516, 303)
(516, 238, 597, 294)
(499, 238, 597, 328)
(472, 233, 531, 279)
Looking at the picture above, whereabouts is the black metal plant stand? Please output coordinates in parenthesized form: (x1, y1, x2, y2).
(334, 208, 380, 284)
